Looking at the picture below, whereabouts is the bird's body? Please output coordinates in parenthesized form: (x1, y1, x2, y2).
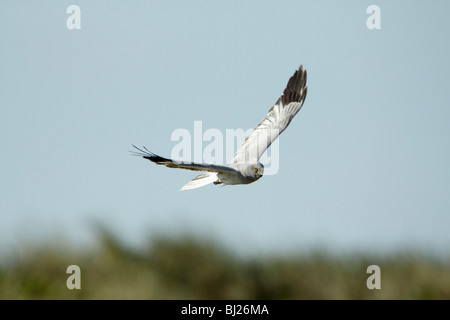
(132, 65, 308, 191)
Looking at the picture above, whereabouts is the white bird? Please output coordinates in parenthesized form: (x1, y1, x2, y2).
(132, 65, 308, 191)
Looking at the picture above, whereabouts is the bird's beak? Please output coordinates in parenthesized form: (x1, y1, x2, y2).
(258, 170, 263, 176)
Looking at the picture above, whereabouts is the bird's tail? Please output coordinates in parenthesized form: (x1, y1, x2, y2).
(180, 172, 219, 191)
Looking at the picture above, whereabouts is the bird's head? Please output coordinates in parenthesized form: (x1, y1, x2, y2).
(249, 163, 264, 180)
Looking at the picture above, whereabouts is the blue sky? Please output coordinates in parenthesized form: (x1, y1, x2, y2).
(1, 1, 449, 258)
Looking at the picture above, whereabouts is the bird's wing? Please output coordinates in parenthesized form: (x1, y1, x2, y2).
(231, 65, 308, 164)
(131, 145, 238, 174)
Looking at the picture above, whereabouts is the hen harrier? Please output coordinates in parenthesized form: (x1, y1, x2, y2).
(132, 65, 308, 191)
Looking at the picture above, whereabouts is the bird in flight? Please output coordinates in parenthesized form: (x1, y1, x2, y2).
(132, 65, 308, 191)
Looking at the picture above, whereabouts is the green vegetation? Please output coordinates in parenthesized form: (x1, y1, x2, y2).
(1, 231, 449, 299)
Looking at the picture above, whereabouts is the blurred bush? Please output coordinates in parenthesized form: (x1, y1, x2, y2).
(1, 231, 449, 299)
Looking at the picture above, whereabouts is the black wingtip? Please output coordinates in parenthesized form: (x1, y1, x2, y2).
(279, 65, 308, 105)
(130, 145, 171, 164)
(130, 144, 150, 157)
(129, 145, 155, 159)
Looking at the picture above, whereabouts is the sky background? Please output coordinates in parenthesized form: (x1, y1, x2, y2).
(1, 1, 449, 259)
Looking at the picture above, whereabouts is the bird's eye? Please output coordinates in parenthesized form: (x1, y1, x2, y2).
(254, 168, 258, 172)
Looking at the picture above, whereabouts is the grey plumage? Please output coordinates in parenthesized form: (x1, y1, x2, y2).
(132, 65, 308, 191)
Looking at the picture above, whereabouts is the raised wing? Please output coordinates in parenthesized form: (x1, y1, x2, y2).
(231, 65, 308, 164)
(131, 145, 238, 174)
